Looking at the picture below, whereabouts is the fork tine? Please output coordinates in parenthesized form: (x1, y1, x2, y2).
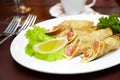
(6, 16, 21, 34)
(11, 16, 21, 33)
(18, 14, 37, 32)
(20, 14, 32, 30)
(22, 15, 37, 30)
(4, 16, 17, 32)
(27, 15, 37, 28)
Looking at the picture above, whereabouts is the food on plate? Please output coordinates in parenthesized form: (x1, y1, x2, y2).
(33, 37, 68, 54)
(64, 28, 113, 59)
(25, 26, 64, 62)
(81, 35, 120, 62)
(97, 14, 120, 34)
(46, 20, 97, 43)
(25, 15, 120, 62)
(46, 20, 97, 35)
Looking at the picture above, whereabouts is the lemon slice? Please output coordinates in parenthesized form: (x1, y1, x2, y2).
(33, 37, 68, 54)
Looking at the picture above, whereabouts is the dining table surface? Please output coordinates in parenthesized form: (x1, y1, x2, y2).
(0, 0, 120, 80)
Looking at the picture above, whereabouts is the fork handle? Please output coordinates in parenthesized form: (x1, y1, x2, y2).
(0, 34, 13, 45)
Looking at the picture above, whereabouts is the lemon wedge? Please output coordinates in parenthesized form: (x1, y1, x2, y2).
(33, 37, 68, 54)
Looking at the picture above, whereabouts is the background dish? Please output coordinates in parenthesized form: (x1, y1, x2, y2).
(49, 3, 99, 17)
(10, 14, 120, 74)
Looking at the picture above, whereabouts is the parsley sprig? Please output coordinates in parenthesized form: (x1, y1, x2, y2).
(97, 14, 120, 34)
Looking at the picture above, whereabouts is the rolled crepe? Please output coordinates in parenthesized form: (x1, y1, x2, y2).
(46, 20, 96, 36)
(64, 28, 113, 59)
(58, 20, 94, 30)
(78, 28, 113, 52)
(81, 35, 120, 62)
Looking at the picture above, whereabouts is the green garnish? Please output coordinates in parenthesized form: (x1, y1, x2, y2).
(97, 14, 120, 34)
(25, 25, 64, 62)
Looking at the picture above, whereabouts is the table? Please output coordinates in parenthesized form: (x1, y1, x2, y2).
(0, 0, 120, 80)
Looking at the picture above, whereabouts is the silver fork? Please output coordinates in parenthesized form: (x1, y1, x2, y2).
(0, 16, 21, 37)
(16, 14, 37, 34)
(0, 16, 21, 45)
(0, 14, 37, 45)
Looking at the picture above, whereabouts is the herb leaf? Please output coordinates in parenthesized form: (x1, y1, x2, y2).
(97, 14, 120, 34)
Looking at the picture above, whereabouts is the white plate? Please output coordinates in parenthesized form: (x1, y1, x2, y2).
(49, 3, 99, 17)
(10, 14, 120, 74)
